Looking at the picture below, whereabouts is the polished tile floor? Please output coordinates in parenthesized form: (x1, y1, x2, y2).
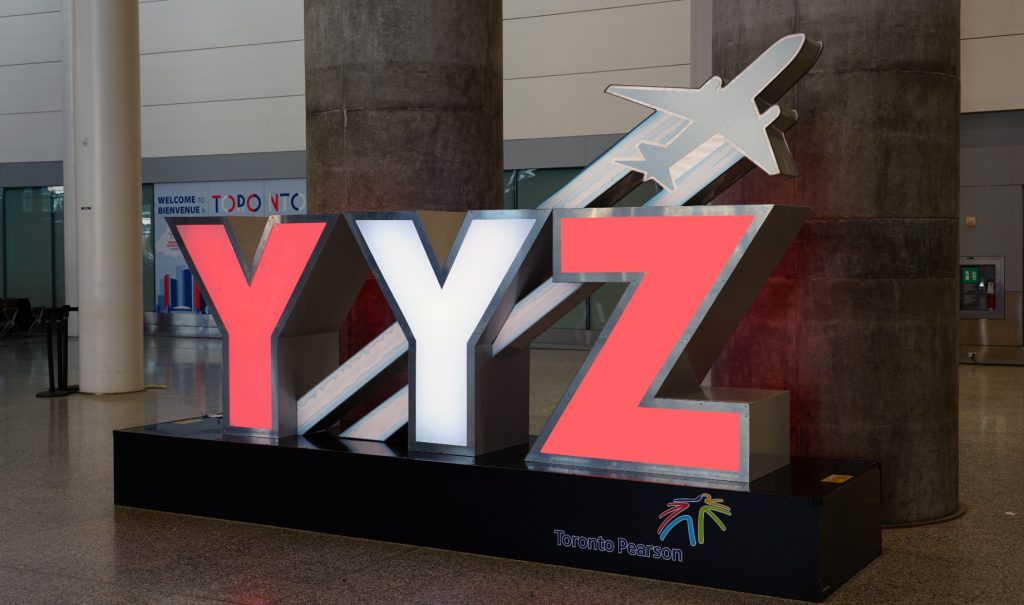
(0, 335, 1021, 604)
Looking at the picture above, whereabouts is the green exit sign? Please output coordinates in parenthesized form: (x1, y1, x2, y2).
(961, 266, 980, 284)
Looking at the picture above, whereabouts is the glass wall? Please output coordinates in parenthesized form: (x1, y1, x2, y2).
(0, 185, 154, 312)
(503, 171, 516, 209)
(2, 187, 63, 307)
(516, 169, 580, 209)
(502, 168, 661, 333)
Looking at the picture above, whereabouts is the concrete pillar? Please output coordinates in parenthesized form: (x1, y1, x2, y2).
(61, 0, 78, 336)
(304, 0, 503, 213)
(74, 0, 144, 394)
(711, 1, 960, 524)
(304, 1, 503, 376)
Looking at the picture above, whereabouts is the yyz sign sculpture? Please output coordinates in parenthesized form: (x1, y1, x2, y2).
(170, 34, 822, 483)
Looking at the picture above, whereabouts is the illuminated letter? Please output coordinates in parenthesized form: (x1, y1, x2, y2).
(350, 211, 548, 455)
(170, 216, 367, 437)
(528, 206, 806, 481)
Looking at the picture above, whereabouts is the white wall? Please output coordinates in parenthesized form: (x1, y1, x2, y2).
(0, 2, 62, 163)
(0, 0, 306, 165)
(0, 0, 692, 163)
(503, 0, 692, 140)
(143, 0, 692, 151)
(962, 0, 1024, 113)
(3, 0, 1014, 166)
(139, 0, 305, 157)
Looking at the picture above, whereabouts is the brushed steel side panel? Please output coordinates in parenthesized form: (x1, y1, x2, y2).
(959, 290, 1023, 347)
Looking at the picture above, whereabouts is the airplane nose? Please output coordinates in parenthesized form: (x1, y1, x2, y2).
(764, 33, 807, 65)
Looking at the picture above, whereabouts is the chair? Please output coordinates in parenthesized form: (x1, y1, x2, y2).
(28, 307, 45, 333)
(0, 301, 17, 339)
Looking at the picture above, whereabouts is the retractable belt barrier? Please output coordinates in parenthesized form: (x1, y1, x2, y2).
(36, 305, 78, 398)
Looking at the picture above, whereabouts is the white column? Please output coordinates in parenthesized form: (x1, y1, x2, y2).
(61, 0, 78, 337)
(74, 0, 143, 394)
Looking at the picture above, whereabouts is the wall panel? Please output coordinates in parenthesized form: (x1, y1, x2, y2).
(962, 35, 1024, 113)
(505, 65, 689, 139)
(141, 41, 303, 106)
(962, 0, 1024, 39)
(142, 96, 304, 158)
(504, 0, 692, 142)
(0, 0, 58, 18)
(0, 111, 61, 163)
(0, 62, 61, 114)
(0, 8, 61, 164)
(139, 0, 303, 54)
(0, 11, 59, 65)
(137, 0, 306, 157)
(504, 0, 670, 20)
(505, 1, 690, 79)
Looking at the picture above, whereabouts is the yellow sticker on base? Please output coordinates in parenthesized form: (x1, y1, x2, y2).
(821, 474, 853, 484)
(173, 418, 204, 425)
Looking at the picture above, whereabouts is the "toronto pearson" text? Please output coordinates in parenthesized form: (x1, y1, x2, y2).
(552, 529, 684, 563)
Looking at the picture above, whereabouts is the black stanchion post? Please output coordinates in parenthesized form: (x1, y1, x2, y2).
(42, 308, 55, 395)
(62, 306, 78, 392)
(36, 306, 78, 398)
(54, 310, 64, 389)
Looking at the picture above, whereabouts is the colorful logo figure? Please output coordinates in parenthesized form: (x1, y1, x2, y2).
(657, 493, 732, 546)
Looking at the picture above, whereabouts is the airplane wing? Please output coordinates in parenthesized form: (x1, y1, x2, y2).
(715, 104, 786, 175)
(606, 77, 723, 120)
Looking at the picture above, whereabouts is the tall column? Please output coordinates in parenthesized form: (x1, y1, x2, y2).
(74, 0, 143, 394)
(711, 1, 960, 524)
(304, 1, 503, 376)
(61, 0, 77, 336)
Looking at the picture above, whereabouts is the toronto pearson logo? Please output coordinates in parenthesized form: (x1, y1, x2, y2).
(657, 493, 732, 546)
(551, 493, 732, 564)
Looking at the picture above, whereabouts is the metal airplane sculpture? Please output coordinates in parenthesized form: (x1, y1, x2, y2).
(609, 33, 810, 190)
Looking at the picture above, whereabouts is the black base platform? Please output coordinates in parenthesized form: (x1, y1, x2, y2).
(114, 418, 880, 602)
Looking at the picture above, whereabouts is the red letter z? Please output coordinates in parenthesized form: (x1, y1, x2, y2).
(528, 206, 803, 478)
